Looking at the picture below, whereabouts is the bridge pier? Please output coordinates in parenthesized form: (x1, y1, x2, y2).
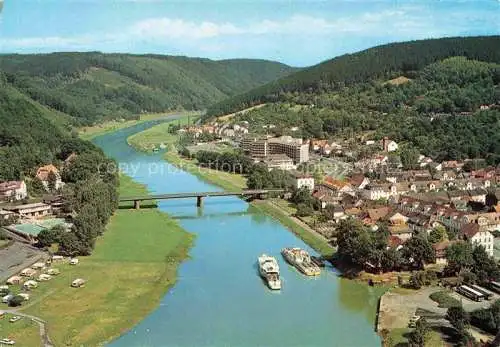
(196, 196, 204, 207)
(134, 200, 140, 210)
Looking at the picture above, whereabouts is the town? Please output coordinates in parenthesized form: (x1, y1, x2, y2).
(0, 6, 499, 345)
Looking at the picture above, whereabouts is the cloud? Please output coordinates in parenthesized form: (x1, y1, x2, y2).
(0, 5, 498, 65)
(130, 18, 242, 39)
(128, 10, 414, 40)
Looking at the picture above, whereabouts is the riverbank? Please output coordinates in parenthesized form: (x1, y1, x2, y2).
(18, 175, 194, 346)
(164, 150, 247, 191)
(163, 150, 335, 257)
(79, 112, 192, 141)
(251, 200, 335, 257)
(127, 113, 199, 152)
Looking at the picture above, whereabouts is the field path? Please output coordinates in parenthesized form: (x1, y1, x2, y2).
(1, 309, 53, 347)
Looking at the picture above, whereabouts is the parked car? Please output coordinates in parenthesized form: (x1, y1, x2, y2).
(0, 338, 15, 345)
(9, 316, 21, 323)
(71, 279, 86, 288)
(18, 293, 29, 301)
(46, 268, 60, 276)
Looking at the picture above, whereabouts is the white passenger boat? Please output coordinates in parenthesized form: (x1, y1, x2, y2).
(258, 254, 281, 290)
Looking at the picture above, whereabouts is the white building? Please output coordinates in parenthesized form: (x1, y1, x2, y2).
(293, 173, 315, 191)
(361, 184, 397, 200)
(0, 181, 27, 201)
(381, 137, 398, 152)
(461, 223, 495, 257)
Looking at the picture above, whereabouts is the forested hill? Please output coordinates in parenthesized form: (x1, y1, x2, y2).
(0, 53, 296, 125)
(207, 36, 500, 117)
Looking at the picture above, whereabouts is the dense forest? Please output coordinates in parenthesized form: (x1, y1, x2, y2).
(207, 36, 500, 117)
(0, 74, 118, 256)
(0, 53, 296, 125)
(227, 56, 500, 163)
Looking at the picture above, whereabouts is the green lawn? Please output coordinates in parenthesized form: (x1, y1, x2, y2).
(164, 151, 247, 191)
(388, 327, 410, 346)
(78, 112, 191, 141)
(18, 175, 194, 346)
(429, 290, 460, 308)
(387, 328, 444, 347)
(0, 313, 41, 346)
(127, 113, 198, 151)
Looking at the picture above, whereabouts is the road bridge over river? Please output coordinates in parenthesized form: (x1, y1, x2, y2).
(119, 189, 284, 209)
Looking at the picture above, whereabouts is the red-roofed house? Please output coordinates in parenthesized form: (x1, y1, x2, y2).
(348, 174, 370, 189)
(36, 164, 63, 191)
(433, 241, 453, 265)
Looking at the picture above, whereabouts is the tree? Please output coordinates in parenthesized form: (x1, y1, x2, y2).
(290, 187, 314, 206)
(471, 245, 500, 284)
(47, 171, 58, 191)
(400, 144, 420, 170)
(428, 225, 447, 244)
(446, 305, 469, 338)
(446, 241, 474, 274)
(403, 236, 435, 269)
(381, 247, 403, 273)
(408, 317, 430, 347)
(409, 271, 425, 289)
(8, 295, 24, 307)
(470, 308, 497, 334)
(296, 203, 314, 217)
(30, 177, 46, 196)
(37, 224, 65, 248)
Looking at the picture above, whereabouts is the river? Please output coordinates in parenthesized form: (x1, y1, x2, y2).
(93, 119, 384, 347)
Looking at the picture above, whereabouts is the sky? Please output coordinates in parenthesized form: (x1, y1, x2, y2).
(0, 0, 498, 66)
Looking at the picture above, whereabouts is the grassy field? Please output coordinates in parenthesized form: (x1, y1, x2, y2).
(0, 313, 41, 346)
(79, 112, 193, 141)
(429, 290, 461, 308)
(388, 327, 444, 347)
(17, 175, 194, 346)
(127, 113, 198, 152)
(164, 150, 247, 191)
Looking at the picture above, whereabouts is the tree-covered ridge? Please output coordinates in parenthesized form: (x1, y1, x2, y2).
(0, 74, 119, 256)
(207, 36, 500, 117)
(0, 52, 297, 125)
(229, 56, 500, 164)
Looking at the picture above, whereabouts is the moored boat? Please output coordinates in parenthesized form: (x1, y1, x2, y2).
(311, 255, 325, 267)
(281, 247, 321, 276)
(258, 254, 281, 290)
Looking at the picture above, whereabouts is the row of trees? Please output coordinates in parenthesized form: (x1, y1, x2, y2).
(336, 219, 435, 272)
(194, 150, 254, 175)
(445, 241, 500, 284)
(179, 149, 297, 190)
(38, 152, 119, 256)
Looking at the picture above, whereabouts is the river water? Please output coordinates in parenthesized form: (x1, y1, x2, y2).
(93, 119, 384, 347)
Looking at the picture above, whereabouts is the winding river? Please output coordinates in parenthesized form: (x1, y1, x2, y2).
(93, 119, 384, 347)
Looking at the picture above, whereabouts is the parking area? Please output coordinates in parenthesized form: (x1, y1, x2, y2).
(0, 242, 45, 283)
